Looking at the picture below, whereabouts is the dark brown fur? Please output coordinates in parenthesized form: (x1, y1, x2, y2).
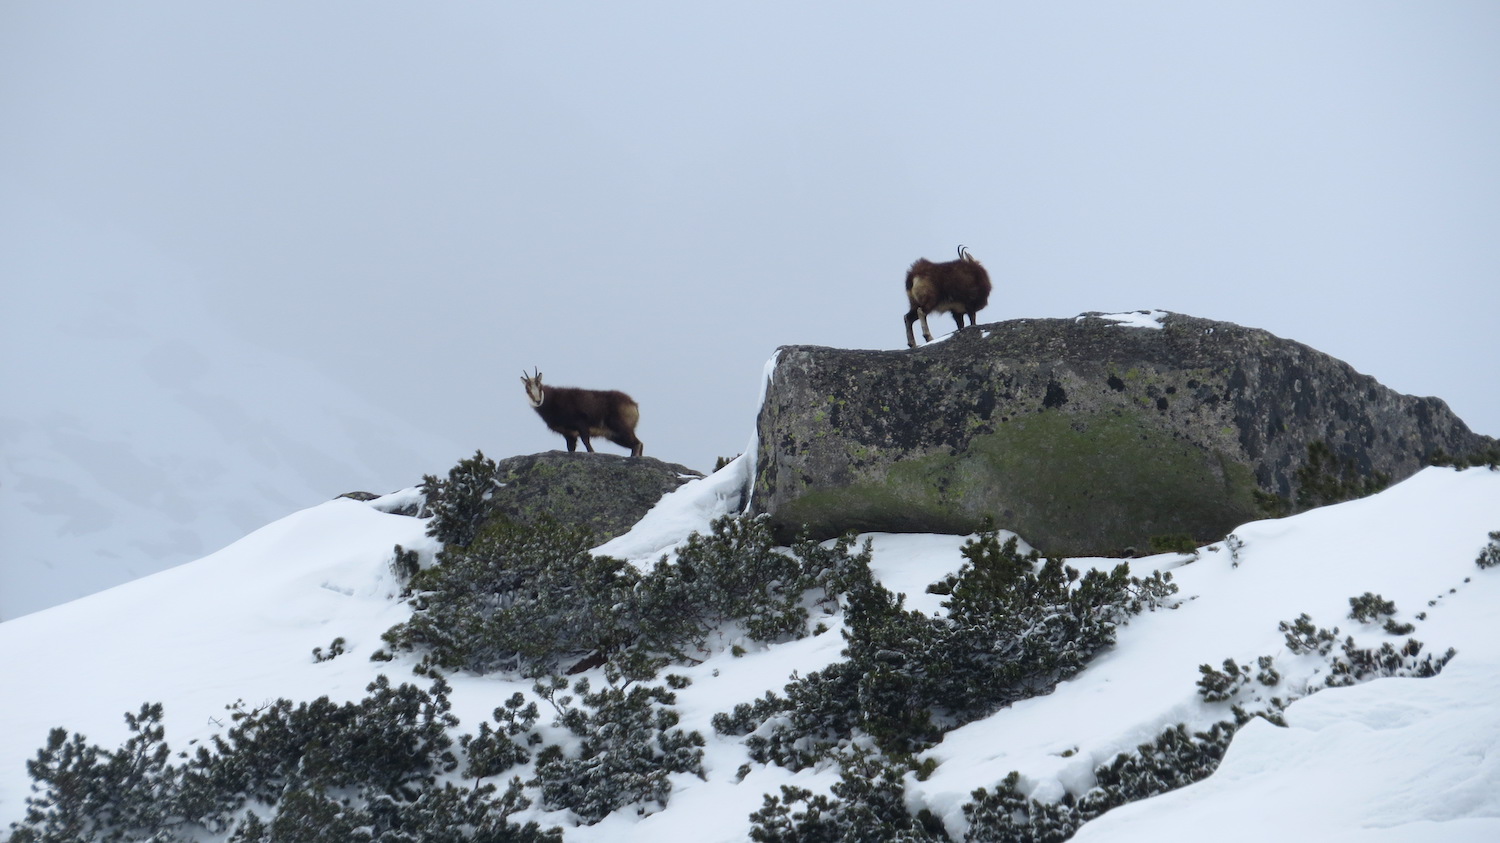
(522, 371, 644, 457)
(904, 246, 992, 348)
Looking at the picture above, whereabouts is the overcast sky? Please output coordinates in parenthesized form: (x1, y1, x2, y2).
(4, 3, 1499, 602)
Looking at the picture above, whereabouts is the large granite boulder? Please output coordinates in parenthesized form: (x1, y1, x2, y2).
(487, 451, 703, 541)
(752, 312, 1494, 555)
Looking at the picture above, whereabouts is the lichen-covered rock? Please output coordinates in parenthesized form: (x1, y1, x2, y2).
(752, 312, 1495, 556)
(490, 451, 703, 541)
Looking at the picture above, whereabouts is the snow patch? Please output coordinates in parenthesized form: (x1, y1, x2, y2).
(1077, 310, 1169, 330)
(592, 454, 752, 569)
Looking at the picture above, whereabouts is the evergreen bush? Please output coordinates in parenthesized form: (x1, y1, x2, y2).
(1347, 592, 1397, 623)
(1195, 659, 1251, 703)
(386, 513, 820, 677)
(1278, 613, 1339, 656)
(1295, 441, 1389, 509)
(1325, 637, 1454, 687)
(9, 678, 560, 842)
(382, 517, 634, 675)
(460, 693, 541, 780)
(1477, 531, 1500, 570)
(720, 531, 1178, 765)
(962, 720, 1240, 843)
(530, 670, 706, 823)
(1428, 446, 1500, 470)
(747, 751, 948, 842)
(13, 703, 183, 843)
(648, 515, 810, 648)
(422, 450, 503, 547)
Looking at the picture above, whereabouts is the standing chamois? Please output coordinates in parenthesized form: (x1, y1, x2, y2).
(521, 369, 644, 457)
(904, 245, 992, 348)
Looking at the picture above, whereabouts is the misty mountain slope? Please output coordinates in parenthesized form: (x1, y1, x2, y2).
(1, 458, 1498, 841)
(0, 232, 459, 619)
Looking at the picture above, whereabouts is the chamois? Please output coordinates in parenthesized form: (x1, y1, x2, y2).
(521, 369, 644, 457)
(904, 245, 992, 348)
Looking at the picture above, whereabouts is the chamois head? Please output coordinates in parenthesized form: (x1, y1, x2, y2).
(521, 368, 546, 408)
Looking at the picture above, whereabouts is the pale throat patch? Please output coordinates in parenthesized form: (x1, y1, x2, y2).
(524, 382, 546, 407)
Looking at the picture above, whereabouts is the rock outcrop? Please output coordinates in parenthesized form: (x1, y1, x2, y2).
(752, 312, 1494, 556)
(488, 451, 703, 541)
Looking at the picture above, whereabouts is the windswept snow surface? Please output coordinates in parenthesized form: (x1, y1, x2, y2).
(2, 468, 1499, 841)
(1077, 309, 1170, 330)
(592, 449, 752, 568)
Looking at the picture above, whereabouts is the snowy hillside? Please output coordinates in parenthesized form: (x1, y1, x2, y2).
(1, 460, 1498, 841)
(0, 248, 459, 621)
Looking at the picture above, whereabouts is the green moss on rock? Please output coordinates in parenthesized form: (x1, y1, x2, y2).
(776, 410, 1258, 556)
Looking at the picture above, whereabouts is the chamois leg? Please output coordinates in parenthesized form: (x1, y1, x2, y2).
(611, 432, 644, 458)
(579, 433, 595, 453)
(904, 310, 920, 348)
(609, 432, 645, 453)
(604, 418, 644, 458)
(564, 433, 579, 452)
(918, 309, 934, 343)
(952, 312, 966, 332)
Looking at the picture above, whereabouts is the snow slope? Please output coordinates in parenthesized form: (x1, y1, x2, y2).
(1, 462, 1498, 841)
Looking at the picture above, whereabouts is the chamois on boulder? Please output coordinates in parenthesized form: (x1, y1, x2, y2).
(904, 245, 992, 348)
(521, 369, 644, 457)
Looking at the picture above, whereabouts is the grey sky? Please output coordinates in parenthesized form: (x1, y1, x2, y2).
(4, 3, 1499, 613)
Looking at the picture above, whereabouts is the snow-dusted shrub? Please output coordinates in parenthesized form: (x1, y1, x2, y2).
(963, 721, 1239, 843)
(1347, 592, 1397, 623)
(1214, 607, 1452, 715)
(1477, 530, 1500, 570)
(1195, 656, 1279, 703)
(460, 692, 542, 780)
(225, 779, 559, 843)
(388, 514, 824, 677)
(530, 671, 705, 824)
(1276, 603, 1454, 691)
(421, 450, 502, 547)
(311, 636, 346, 663)
(747, 751, 947, 842)
(1325, 636, 1454, 687)
(1279, 612, 1340, 656)
(384, 517, 637, 675)
(1195, 658, 1251, 703)
(234, 787, 362, 842)
(390, 543, 421, 582)
(633, 514, 811, 656)
(12, 703, 185, 843)
(720, 531, 1178, 765)
(1082, 721, 1238, 813)
(10, 677, 559, 842)
(186, 675, 460, 816)
(963, 771, 1082, 843)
